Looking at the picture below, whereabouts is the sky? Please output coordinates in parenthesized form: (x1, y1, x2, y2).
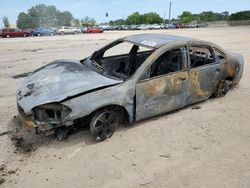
(0, 0, 250, 27)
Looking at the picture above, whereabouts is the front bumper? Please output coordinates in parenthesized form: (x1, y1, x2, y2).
(18, 110, 37, 129)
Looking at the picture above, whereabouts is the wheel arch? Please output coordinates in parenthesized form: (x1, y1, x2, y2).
(89, 104, 130, 125)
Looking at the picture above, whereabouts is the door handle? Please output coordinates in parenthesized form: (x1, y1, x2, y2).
(216, 68, 221, 73)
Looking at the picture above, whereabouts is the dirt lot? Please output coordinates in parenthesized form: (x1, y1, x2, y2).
(0, 27, 250, 188)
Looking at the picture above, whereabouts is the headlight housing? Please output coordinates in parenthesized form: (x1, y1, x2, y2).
(33, 103, 71, 123)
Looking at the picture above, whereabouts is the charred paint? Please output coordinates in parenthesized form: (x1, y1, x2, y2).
(189, 70, 209, 97)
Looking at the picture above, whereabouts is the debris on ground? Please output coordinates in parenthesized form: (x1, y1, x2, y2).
(0, 178, 5, 185)
(0, 131, 11, 136)
(159, 154, 171, 158)
(192, 105, 201, 110)
(139, 181, 152, 186)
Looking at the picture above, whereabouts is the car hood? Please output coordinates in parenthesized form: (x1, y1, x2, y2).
(17, 60, 122, 113)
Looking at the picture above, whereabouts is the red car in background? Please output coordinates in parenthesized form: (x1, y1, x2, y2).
(86, 27, 103, 33)
(1, 28, 30, 38)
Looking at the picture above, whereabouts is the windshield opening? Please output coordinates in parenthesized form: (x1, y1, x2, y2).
(89, 41, 154, 80)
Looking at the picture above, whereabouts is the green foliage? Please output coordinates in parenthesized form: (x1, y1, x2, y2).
(73, 18, 80, 26)
(16, 4, 74, 29)
(179, 11, 193, 24)
(114, 12, 163, 25)
(198, 11, 227, 22)
(229, 11, 250, 21)
(126, 12, 141, 24)
(179, 11, 230, 24)
(2, 16, 10, 28)
(56, 11, 73, 26)
(81, 16, 96, 26)
(109, 19, 126, 26)
(17, 12, 33, 29)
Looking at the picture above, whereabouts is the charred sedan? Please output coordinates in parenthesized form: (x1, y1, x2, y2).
(17, 34, 244, 141)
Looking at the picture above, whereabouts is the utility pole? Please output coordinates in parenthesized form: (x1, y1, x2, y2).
(168, 1, 172, 24)
(164, 12, 166, 27)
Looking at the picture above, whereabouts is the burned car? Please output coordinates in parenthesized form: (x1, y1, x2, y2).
(17, 34, 244, 141)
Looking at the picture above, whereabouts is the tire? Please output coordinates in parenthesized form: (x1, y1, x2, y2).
(90, 109, 118, 142)
(60, 31, 64, 35)
(6, 35, 10, 38)
(214, 81, 229, 98)
(37, 33, 41, 37)
(74, 31, 77, 34)
(23, 34, 27, 37)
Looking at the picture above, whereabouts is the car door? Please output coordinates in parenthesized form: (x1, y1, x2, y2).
(187, 44, 222, 103)
(135, 46, 190, 121)
(9, 29, 15, 37)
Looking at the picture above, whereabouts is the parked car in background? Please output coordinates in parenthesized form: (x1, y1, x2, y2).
(31, 27, 56, 36)
(78, 26, 88, 33)
(0, 29, 2, 37)
(175, 23, 187, 29)
(165, 24, 176, 29)
(138, 24, 150, 30)
(56, 26, 80, 35)
(149, 24, 161, 30)
(1, 28, 30, 38)
(86, 27, 103, 33)
(99, 25, 110, 30)
(128, 25, 139, 30)
(187, 24, 199, 28)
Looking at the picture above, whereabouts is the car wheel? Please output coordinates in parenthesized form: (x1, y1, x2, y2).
(37, 33, 41, 36)
(74, 31, 77, 34)
(90, 109, 118, 142)
(50, 32, 54, 36)
(6, 35, 10, 38)
(23, 34, 27, 37)
(214, 81, 229, 98)
(60, 31, 64, 35)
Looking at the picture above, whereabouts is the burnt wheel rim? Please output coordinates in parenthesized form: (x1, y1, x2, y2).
(93, 111, 118, 140)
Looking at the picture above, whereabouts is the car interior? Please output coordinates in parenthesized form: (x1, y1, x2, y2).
(188, 46, 215, 68)
(150, 48, 183, 78)
(92, 41, 154, 79)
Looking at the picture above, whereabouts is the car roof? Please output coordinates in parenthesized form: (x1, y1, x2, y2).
(122, 34, 195, 49)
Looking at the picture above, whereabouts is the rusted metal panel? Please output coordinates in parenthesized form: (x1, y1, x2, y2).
(135, 71, 189, 121)
(188, 63, 222, 103)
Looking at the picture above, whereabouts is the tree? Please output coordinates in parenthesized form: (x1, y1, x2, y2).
(16, 4, 74, 28)
(17, 12, 34, 29)
(125, 12, 163, 25)
(2, 16, 10, 28)
(142, 12, 163, 24)
(73, 18, 80, 26)
(81, 16, 96, 26)
(229, 11, 250, 21)
(179, 11, 193, 24)
(126, 12, 142, 24)
(56, 11, 73, 26)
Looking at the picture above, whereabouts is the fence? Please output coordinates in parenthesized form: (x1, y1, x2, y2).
(201, 20, 250, 27)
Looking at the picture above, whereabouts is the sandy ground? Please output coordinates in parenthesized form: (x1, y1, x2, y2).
(0, 27, 250, 188)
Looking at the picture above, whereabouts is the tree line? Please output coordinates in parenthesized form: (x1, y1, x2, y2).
(109, 12, 163, 25)
(108, 10, 250, 25)
(2, 4, 97, 29)
(1, 5, 250, 29)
